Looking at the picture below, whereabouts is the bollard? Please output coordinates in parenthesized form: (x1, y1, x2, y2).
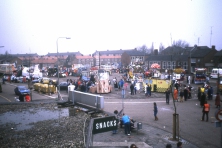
(137, 122, 142, 134)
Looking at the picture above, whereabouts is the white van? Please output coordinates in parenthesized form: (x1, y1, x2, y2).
(210, 68, 222, 78)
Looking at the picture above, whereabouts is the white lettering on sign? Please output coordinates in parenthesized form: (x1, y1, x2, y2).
(96, 120, 117, 129)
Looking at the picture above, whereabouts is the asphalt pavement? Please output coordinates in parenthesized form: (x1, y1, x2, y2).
(1, 73, 221, 148)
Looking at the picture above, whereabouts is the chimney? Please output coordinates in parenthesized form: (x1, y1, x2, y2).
(154, 49, 158, 55)
(212, 45, 215, 50)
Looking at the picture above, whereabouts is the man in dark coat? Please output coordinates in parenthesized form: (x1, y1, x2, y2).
(183, 87, 188, 101)
(200, 93, 206, 107)
(130, 83, 134, 95)
(165, 88, 170, 104)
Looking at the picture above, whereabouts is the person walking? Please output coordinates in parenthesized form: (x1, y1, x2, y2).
(188, 85, 192, 99)
(145, 83, 148, 97)
(197, 87, 201, 101)
(147, 84, 152, 97)
(114, 80, 118, 91)
(207, 86, 212, 100)
(215, 92, 221, 109)
(200, 93, 206, 107)
(179, 89, 184, 102)
(122, 113, 131, 135)
(173, 87, 178, 102)
(202, 101, 210, 122)
(183, 87, 188, 101)
(153, 102, 158, 121)
(130, 83, 134, 95)
(134, 84, 137, 95)
(112, 110, 119, 134)
(165, 88, 170, 104)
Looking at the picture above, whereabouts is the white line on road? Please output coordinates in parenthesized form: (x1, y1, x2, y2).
(105, 101, 166, 104)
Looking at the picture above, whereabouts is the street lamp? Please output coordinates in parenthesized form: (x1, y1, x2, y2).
(57, 37, 71, 100)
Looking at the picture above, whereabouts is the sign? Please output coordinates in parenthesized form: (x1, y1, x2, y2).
(93, 116, 118, 134)
(215, 110, 222, 121)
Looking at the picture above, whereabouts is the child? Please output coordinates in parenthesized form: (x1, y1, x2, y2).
(153, 102, 158, 121)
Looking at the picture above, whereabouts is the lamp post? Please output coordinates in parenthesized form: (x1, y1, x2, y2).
(57, 37, 71, 100)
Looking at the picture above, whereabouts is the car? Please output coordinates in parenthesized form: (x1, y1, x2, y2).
(58, 82, 69, 91)
(14, 86, 30, 96)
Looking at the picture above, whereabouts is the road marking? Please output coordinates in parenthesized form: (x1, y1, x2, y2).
(105, 101, 166, 104)
(0, 94, 12, 102)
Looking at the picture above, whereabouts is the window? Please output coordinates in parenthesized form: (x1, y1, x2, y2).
(163, 61, 166, 69)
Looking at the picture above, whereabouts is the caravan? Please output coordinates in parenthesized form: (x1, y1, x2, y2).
(210, 68, 222, 79)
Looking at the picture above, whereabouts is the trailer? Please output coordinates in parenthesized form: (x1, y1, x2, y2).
(194, 68, 207, 84)
(0, 64, 16, 75)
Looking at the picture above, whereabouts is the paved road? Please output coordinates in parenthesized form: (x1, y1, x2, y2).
(0, 73, 221, 147)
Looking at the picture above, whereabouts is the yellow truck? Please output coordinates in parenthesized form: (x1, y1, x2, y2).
(143, 78, 171, 93)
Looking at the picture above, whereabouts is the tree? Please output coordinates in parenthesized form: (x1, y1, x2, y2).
(150, 42, 154, 54)
(4, 50, 9, 55)
(159, 43, 165, 54)
(137, 44, 149, 53)
(172, 40, 190, 48)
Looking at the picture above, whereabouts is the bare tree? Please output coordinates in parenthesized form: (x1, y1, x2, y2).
(172, 40, 190, 48)
(150, 42, 154, 54)
(5, 50, 9, 55)
(137, 44, 149, 53)
(159, 43, 165, 54)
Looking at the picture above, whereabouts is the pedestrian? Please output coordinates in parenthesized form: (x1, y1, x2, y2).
(122, 113, 131, 135)
(209, 86, 213, 100)
(202, 100, 210, 122)
(188, 85, 192, 99)
(215, 92, 221, 109)
(153, 102, 158, 121)
(174, 81, 180, 91)
(197, 87, 201, 101)
(179, 89, 184, 102)
(147, 84, 152, 97)
(177, 141, 183, 148)
(130, 83, 134, 95)
(207, 86, 212, 100)
(121, 88, 125, 98)
(188, 75, 191, 84)
(165, 88, 170, 104)
(114, 80, 118, 91)
(200, 93, 206, 107)
(134, 84, 137, 95)
(145, 83, 148, 96)
(124, 82, 128, 90)
(183, 87, 188, 101)
(173, 87, 178, 102)
(113, 110, 119, 134)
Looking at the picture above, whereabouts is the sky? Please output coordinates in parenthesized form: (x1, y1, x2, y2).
(0, 0, 222, 56)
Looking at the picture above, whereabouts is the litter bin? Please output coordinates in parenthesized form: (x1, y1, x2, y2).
(137, 122, 142, 134)
(137, 122, 142, 130)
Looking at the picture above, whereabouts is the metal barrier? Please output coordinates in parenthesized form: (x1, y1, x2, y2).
(68, 90, 104, 110)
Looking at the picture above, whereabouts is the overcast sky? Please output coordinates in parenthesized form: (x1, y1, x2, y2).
(0, 0, 222, 55)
